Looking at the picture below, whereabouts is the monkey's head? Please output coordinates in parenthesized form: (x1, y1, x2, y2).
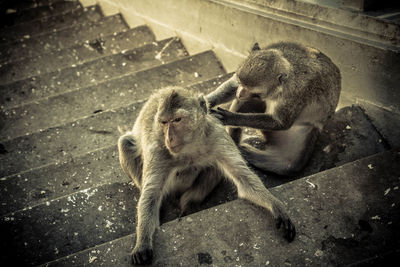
(236, 47, 291, 100)
(156, 87, 208, 155)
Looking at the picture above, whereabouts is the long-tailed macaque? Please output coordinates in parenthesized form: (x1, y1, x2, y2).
(118, 87, 295, 265)
(207, 42, 341, 175)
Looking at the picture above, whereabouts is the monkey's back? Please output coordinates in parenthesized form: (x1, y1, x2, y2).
(266, 42, 341, 116)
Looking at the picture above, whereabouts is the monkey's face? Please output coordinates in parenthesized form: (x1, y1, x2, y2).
(236, 79, 265, 101)
(158, 111, 187, 154)
(158, 108, 204, 155)
(156, 88, 207, 156)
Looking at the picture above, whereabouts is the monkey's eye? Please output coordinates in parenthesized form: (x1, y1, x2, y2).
(174, 117, 181, 122)
(160, 121, 168, 125)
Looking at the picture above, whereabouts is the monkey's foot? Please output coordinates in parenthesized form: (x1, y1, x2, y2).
(275, 215, 296, 242)
(131, 248, 153, 265)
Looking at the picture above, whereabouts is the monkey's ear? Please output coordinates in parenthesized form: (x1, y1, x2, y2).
(278, 73, 288, 84)
(198, 95, 209, 113)
(251, 43, 260, 51)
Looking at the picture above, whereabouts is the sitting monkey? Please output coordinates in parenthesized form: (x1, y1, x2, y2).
(118, 87, 295, 265)
(207, 42, 341, 175)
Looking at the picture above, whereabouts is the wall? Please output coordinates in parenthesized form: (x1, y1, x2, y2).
(79, 0, 400, 113)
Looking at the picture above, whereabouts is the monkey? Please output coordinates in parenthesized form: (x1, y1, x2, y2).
(118, 87, 296, 265)
(207, 42, 341, 175)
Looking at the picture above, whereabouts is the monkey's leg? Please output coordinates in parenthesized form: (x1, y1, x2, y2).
(242, 125, 318, 175)
(118, 132, 143, 190)
(228, 97, 266, 144)
(216, 143, 295, 242)
(179, 167, 222, 214)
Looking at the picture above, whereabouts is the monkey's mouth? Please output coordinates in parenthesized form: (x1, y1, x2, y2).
(168, 144, 184, 153)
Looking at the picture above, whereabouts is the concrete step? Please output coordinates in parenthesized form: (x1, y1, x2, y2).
(41, 148, 400, 266)
(0, 0, 75, 13)
(356, 101, 400, 149)
(0, 26, 156, 84)
(0, 74, 230, 217)
(0, 51, 226, 176)
(0, 5, 103, 44)
(0, 13, 128, 64)
(0, 37, 185, 105)
(1, 0, 81, 29)
(0, 181, 139, 266)
(0, 37, 188, 139)
(0, 145, 124, 217)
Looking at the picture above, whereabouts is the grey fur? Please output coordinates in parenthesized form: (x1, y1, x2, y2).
(118, 86, 296, 265)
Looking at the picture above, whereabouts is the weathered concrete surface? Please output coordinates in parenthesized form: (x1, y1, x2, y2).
(0, 0, 76, 14)
(0, 181, 139, 266)
(359, 101, 400, 149)
(0, 26, 155, 85)
(0, 38, 188, 138)
(0, 0, 81, 28)
(0, 5, 101, 44)
(0, 145, 124, 216)
(0, 51, 223, 141)
(0, 14, 128, 64)
(43, 149, 400, 266)
(0, 37, 187, 110)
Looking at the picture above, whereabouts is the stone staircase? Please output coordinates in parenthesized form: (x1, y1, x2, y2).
(0, 0, 399, 266)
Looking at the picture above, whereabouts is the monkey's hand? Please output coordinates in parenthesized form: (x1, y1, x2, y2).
(273, 203, 296, 242)
(131, 247, 153, 265)
(210, 107, 235, 125)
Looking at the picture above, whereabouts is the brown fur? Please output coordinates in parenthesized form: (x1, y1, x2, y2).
(207, 42, 341, 175)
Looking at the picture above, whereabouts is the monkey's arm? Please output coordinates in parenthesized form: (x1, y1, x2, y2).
(210, 108, 287, 130)
(132, 159, 169, 265)
(205, 74, 239, 108)
(214, 135, 295, 242)
(211, 106, 300, 130)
